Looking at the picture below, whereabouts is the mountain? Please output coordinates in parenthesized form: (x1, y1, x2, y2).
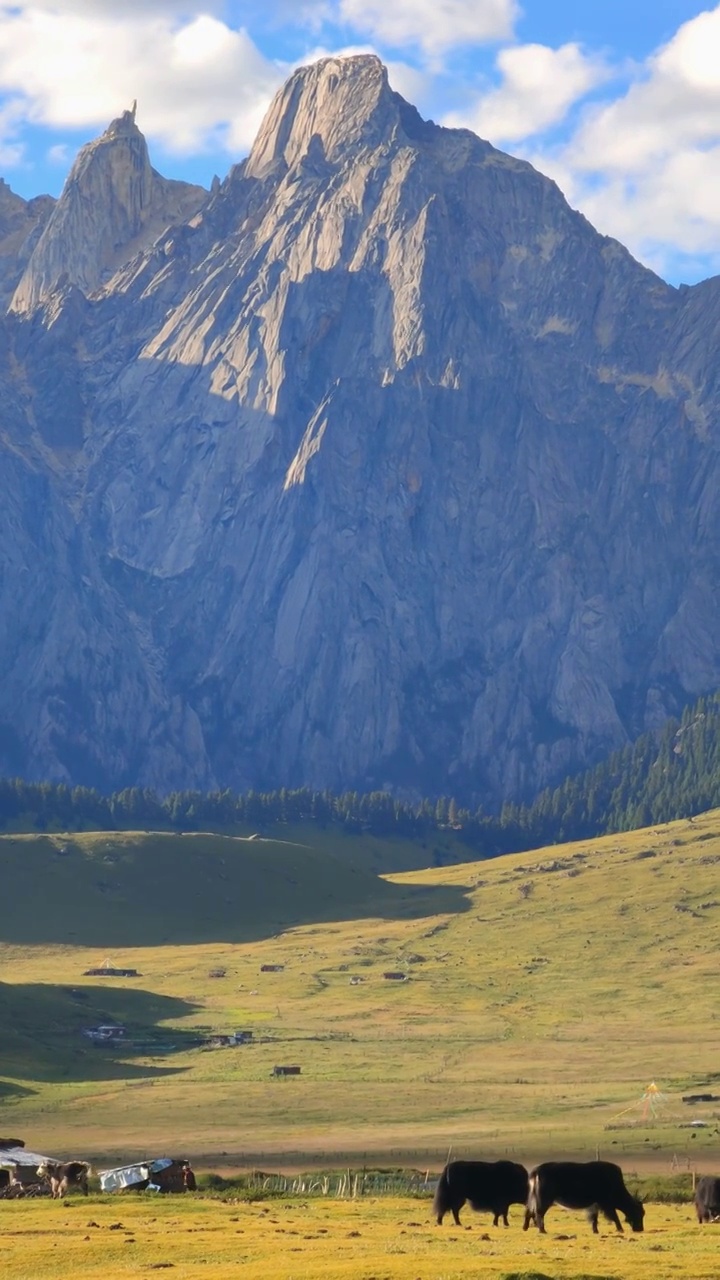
(1, 55, 720, 802)
(10, 107, 205, 315)
(0, 179, 54, 309)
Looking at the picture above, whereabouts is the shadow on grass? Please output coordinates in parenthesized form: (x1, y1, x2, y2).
(0, 981, 201, 1084)
(0, 832, 473, 947)
(0, 1079, 35, 1101)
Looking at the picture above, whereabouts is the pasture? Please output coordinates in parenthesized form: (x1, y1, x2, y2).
(0, 812, 720, 1167)
(1, 1195, 718, 1280)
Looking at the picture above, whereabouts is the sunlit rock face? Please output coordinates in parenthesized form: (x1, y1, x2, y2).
(0, 55, 719, 801)
(10, 107, 205, 315)
(0, 179, 54, 310)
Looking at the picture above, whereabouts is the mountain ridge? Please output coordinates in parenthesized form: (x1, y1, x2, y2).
(0, 55, 719, 803)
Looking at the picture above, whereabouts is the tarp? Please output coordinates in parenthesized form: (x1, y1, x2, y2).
(99, 1158, 173, 1193)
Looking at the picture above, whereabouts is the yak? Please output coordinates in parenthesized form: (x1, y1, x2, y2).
(695, 1175, 720, 1223)
(523, 1160, 644, 1234)
(433, 1159, 529, 1227)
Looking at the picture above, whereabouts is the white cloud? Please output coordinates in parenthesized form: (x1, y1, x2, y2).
(445, 42, 607, 144)
(0, 6, 284, 155)
(338, 0, 518, 57)
(46, 142, 69, 165)
(533, 5, 720, 276)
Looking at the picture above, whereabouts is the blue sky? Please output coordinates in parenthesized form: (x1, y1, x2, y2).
(0, 2, 718, 283)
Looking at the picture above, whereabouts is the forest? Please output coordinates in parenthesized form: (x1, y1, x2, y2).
(1, 692, 719, 856)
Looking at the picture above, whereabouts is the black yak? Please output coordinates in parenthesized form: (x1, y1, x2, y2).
(695, 1175, 720, 1223)
(433, 1159, 528, 1226)
(523, 1160, 644, 1234)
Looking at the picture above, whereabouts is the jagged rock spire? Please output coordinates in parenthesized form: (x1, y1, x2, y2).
(246, 55, 396, 178)
(10, 109, 205, 314)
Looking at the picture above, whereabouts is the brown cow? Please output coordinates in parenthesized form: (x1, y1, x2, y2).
(37, 1160, 92, 1198)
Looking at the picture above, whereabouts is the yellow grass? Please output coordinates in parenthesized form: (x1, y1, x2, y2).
(2, 1196, 718, 1280)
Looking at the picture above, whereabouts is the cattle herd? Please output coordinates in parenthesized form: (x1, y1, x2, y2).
(434, 1158, 720, 1233)
(4, 1154, 720, 1236)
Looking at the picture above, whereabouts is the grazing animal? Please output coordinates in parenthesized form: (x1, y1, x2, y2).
(433, 1159, 529, 1227)
(695, 1175, 720, 1223)
(523, 1160, 644, 1234)
(37, 1160, 91, 1199)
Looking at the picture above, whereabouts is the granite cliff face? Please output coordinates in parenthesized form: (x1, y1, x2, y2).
(0, 179, 54, 309)
(1, 56, 720, 801)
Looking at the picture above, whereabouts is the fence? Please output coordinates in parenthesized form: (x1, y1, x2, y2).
(214, 1168, 437, 1198)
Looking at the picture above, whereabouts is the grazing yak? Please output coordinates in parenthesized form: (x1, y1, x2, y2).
(37, 1160, 92, 1199)
(523, 1160, 644, 1234)
(433, 1159, 529, 1227)
(695, 1175, 720, 1223)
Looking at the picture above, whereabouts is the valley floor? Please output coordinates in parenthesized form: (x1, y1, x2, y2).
(1, 814, 719, 1171)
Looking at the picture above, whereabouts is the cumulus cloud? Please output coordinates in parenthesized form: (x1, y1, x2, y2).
(445, 42, 607, 143)
(0, 0, 719, 281)
(0, 5, 284, 155)
(535, 5, 720, 276)
(46, 142, 69, 165)
(339, 0, 519, 57)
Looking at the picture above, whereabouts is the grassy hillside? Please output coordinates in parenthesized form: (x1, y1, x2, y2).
(0, 829, 468, 946)
(1, 814, 719, 1168)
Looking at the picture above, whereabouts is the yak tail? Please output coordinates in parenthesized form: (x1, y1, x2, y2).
(526, 1172, 540, 1226)
(433, 1167, 451, 1223)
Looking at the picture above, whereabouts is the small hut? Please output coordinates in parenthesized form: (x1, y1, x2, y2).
(99, 1157, 192, 1193)
(0, 1139, 60, 1192)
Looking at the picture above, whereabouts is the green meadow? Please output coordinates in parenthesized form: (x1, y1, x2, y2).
(0, 814, 719, 1171)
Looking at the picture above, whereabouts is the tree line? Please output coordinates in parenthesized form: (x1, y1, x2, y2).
(1, 690, 720, 855)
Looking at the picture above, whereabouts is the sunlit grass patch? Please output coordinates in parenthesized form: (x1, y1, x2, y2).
(1, 1197, 719, 1280)
(1, 812, 720, 1166)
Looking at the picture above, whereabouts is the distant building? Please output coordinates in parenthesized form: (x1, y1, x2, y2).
(82, 1024, 126, 1043)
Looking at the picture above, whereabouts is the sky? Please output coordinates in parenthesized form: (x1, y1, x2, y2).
(0, 2, 718, 284)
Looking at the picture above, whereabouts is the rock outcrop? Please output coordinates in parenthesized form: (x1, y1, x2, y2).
(1, 56, 720, 802)
(10, 107, 206, 314)
(0, 179, 54, 309)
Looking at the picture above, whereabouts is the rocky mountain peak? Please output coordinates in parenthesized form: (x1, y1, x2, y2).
(0, 57, 717, 804)
(0, 179, 54, 309)
(245, 54, 397, 178)
(10, 106, 206, 314)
